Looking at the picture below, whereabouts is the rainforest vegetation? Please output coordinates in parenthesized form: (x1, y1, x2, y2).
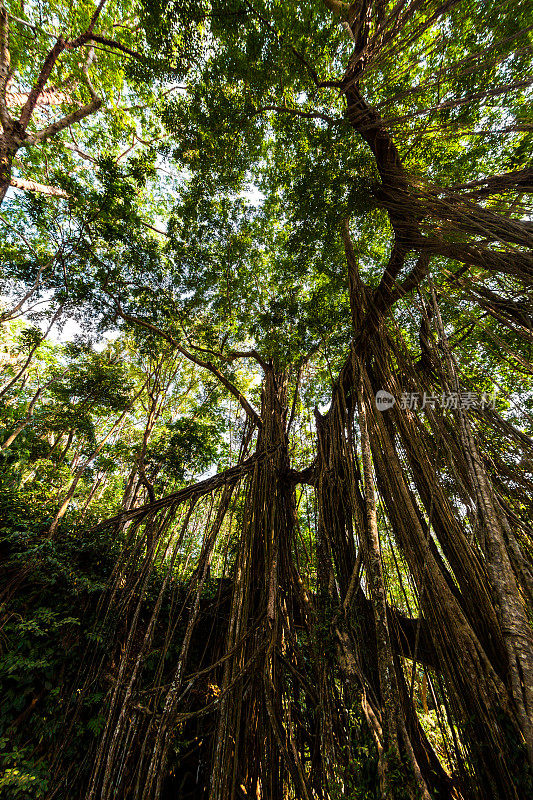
(0, 0, 532, 798)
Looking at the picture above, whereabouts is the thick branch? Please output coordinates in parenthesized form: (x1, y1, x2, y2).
(389, 252, 431, 302)
(18, 38, 66, 128)
(421, 238, 533, 282)
(424, 193, 533, 249)
(6, 85, 75, 108)
(28, 95, 102, 144)
(439, 167, 533, 198)
(341, 221, 431, 349)
(9, 176, 68, 197)
(15, 1, 106, 138)
(344, 84, 418, 243)
(93, 452, 265, 530)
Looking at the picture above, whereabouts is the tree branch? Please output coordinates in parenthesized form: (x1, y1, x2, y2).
(418, 237, 533, 282)
(27, 95, 102, 144)
(114, 302, 263, 428)
(6, 84, 75, 108)
(92, 452, 266, 530)
(18, 37, 66, 128)
(439, 167, 533, 198)
(16, 2, 105, 134)
(251, 105, 342, 126)
(389, 252, 431, 301)
(68, 0, 109, 47)
(9, 176, 68, 197)
(179, 338, 269, 371)
(0, 257, 52, 321)
(86, 34, 147, 62)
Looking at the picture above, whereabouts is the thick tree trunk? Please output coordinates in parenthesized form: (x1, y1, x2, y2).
(209, 366, 299, 800)
(361, 359, 526, 799)
(430, 287, 533, 764)
(0, 132, 16, 206)
(315, 383, 453, 799)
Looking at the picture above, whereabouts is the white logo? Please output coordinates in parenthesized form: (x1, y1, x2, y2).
(375, 390, 395, 411)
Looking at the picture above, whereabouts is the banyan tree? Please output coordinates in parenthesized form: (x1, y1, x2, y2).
(0, 0, 532, 798)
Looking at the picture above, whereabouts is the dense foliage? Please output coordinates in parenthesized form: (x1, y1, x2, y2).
(0, 1, 532, 798)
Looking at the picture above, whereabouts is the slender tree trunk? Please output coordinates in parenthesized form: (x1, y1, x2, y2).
(48, 381, 147, 536)
(0, 305, 63, 400)
(79, 475, 104, 521)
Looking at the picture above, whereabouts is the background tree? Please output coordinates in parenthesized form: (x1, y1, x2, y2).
(0, 1, 532, 799)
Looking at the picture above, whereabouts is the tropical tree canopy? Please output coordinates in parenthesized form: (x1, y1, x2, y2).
(0, 1, 532, 798)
